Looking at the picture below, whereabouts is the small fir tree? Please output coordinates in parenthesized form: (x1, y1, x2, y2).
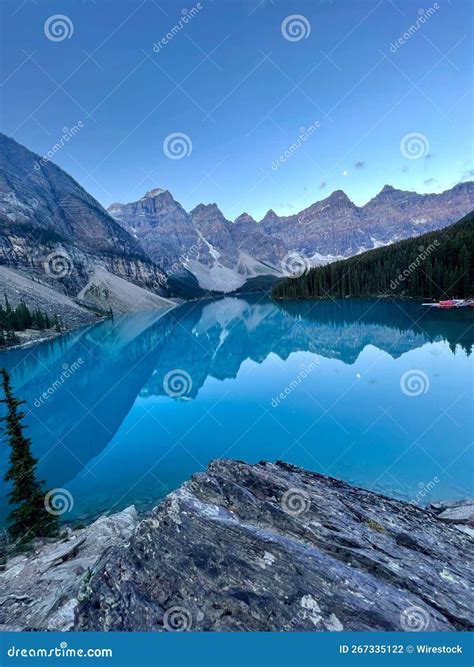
(1, 369, 59, 543)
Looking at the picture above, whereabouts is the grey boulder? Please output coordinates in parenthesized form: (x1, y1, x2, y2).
(0, 507, 138, 631)
(76, 460, 473, 632)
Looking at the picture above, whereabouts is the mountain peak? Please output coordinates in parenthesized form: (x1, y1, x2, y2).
(368, 184, 410, 202)
(261, 209, 279, 223)
(452, 180, 474, 192)
(144, 188, 168, 198)
(234, 212, 256, 224)
(191, 203, 225, 218)
(325, 189, 353, 204)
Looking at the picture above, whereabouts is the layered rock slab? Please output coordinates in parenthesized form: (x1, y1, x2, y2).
(76, 460, 473, 632)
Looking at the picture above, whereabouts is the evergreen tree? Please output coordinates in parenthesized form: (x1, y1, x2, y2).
(272, 212, 474, 300)
(0, 299, 57, 347)
(1, 369, 59, 543)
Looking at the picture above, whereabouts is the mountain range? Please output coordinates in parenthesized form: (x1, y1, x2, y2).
(108, 190, 287, 295)
(1, 132, 473, 312)
(109, 182, 474, 294)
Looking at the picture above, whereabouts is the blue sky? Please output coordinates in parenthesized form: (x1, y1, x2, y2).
(1, 0, 473, 220)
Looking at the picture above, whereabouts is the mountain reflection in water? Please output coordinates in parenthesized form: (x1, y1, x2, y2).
(0, 296, 472, 522)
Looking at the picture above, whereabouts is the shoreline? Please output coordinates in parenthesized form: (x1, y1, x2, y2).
(54, 483, 474, 536)
(5, 293, 468, 351)
(0, 319, 105, 352)
(271, 293, 473, 302)
(0, 300, 181, 352)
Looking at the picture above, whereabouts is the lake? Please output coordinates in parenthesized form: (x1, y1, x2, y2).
(0, 296, 473, 524)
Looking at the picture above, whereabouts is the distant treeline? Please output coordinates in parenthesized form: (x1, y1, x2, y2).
(0, 295, 63, 347)
(272, 212, 473, 300)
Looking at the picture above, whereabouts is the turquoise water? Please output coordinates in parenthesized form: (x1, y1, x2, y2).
(0, 296, 473, 523)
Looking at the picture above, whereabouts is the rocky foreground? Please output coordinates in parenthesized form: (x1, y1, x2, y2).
(1, 460, 473, 632)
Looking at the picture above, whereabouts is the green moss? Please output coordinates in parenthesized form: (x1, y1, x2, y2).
(366, 518, 388, 533)
(78, 567, 94, 602)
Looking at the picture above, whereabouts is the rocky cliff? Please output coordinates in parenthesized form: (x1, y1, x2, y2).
(0, 134, 168, 306)
(109, 188, 202, 272)
(110, 190, 285, 294)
